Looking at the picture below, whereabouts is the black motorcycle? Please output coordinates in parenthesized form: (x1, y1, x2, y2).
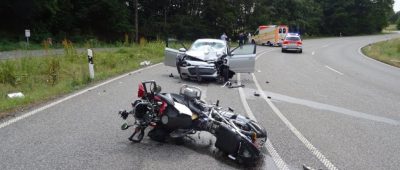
(119, 80, 267, 163)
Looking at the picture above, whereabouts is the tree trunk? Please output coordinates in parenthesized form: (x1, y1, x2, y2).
(134, 0, 139, 43)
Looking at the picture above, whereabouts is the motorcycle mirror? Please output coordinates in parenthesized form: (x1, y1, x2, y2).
(153, 85, 162, 93)
(121, 123, 129, 130)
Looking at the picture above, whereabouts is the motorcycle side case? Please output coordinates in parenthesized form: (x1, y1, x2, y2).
(215, 124, 241, 155)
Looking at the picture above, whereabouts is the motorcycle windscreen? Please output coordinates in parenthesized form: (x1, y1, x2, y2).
(164, 47, 179, 67)
(228, 44, 256, 73)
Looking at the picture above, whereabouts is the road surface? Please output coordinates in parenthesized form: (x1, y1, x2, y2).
(1, 33, 400, 170)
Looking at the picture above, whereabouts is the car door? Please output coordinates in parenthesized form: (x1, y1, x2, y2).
(228, 44, 256, 73)
(164, 47, 179, 67)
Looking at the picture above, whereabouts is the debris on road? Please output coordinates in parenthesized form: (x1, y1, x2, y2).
(221, 81, 232, 88)
(266, 81, 269, 84)
(254, 92, 260, 97)
(7, 92, 25, 99)
(169, 73, 174, 77)
(267, 96, 272, 99)
(139, 60, 151, 66)
(228, 84, 245, 88)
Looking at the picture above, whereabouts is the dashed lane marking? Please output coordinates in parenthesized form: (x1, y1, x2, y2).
(237, 74, 289, 170)
(251, 73, 338, 170)
(325, 65, 344, 75)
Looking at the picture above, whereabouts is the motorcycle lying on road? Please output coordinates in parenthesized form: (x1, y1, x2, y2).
(118, 80, 267, 163)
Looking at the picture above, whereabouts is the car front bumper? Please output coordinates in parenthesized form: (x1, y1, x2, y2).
(179, 65, 218, 79)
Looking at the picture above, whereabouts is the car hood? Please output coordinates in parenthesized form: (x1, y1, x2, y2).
(186, 46, 224, 61)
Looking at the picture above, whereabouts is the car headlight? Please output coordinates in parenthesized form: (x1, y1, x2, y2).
(182, 62, 191, 67)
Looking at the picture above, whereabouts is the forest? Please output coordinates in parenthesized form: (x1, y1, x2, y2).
(0, 0, 396, 43)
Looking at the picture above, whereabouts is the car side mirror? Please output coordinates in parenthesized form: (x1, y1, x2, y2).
(179, 48, 186, 53)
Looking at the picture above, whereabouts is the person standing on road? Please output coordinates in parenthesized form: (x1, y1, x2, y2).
(247, 33, 252, 44)
(239, 32, 245, 46)
(221, 32, 228, 41)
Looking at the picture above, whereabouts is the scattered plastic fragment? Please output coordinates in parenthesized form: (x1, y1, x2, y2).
(254, 92, 260, 97)
(228, 84, 244, 88)
(139, 60, 151, 66)
(7, 92, 25, 99)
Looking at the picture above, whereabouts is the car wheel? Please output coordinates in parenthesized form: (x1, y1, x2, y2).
(281, 49, 285, 53)
(299, 49, 302, 53)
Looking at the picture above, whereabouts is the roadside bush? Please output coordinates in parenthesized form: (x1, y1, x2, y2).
(46, 57, 61, 86)
(0, 61, 17, 86)
(397, 18, 400, 30)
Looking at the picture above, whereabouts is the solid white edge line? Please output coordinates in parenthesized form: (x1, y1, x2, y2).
(325, 66, 344, 75)
(0, 63, 163, 129)
(237, 74, 289, 170)
(251, 73, 338, 170)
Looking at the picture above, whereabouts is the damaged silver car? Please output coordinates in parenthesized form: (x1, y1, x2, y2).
(165, 38, 256, 83)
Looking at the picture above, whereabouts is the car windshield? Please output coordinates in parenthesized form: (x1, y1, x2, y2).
(190, 41, 225, 51)
(285, 37, 301, 41)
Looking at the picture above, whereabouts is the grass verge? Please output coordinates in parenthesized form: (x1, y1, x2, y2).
(0, 39, 124, 52)
(0, 41, 164, 118)
(361, 38, 400, 68)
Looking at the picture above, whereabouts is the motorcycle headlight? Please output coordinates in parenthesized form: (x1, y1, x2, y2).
(133, 101, 150, 119)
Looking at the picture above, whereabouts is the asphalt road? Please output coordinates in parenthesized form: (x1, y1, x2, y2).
(1, 33, 400, 170)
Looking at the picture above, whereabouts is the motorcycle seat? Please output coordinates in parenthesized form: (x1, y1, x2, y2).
(166, 93, 206, 115)
(170, 93, 185, 104)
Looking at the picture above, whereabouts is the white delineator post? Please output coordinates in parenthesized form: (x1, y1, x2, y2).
(25, 29, 30, 47)
(87, 49, 95, 79)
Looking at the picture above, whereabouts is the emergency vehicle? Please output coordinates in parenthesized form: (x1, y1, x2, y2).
(250, 25, 289, 46)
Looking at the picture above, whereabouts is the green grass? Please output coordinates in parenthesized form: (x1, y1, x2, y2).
(0, 40, 44, 51)
(0, 39, 125, 52)
(0, 41, 164, 118)
(362, 38, 400, 68)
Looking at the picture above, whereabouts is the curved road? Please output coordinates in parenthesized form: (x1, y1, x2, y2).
(1, 33, 399, 170)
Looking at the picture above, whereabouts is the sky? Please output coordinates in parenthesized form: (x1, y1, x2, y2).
(395, 0, 400, 12)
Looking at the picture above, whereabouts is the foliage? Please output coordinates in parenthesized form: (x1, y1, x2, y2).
(0, 0, 396, 43)
(397, 18, 400, 30)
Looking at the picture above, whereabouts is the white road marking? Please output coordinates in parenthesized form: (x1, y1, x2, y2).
(325, 66, 344, 75)
(312, 51, 315, 55)
(0, 63, 163, 129)
(251, 73, 338, 170)
(237, 74, 289, 170)
(321, 44, 329, 48)
(256, 49, 275, 60)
